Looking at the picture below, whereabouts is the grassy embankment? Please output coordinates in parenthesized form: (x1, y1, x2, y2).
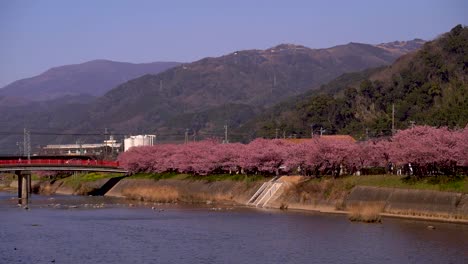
(297, 174, 467, 199)
(343, 174, 467, 193)
(36, 172, 468, 195)
(0, 173, 15, 191)
(5, 171, 466, 195)
(60, 172, 124, 190)
(128, 172, 267, 182)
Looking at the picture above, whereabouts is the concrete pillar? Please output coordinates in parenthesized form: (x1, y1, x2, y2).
(16, 171, 22, 205)
(21, 174, 29, 207)
(27, 174, 32, 194)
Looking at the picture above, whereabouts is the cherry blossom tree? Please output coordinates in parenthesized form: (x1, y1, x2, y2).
(118, 126, 468, 177)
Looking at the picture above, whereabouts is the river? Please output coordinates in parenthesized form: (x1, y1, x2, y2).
(0, 192, 467, 264)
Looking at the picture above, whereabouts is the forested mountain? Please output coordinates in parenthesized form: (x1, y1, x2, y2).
(0, 60, 180, 101)
(245, 25, 467, 140)
(75, 41, 421, 135)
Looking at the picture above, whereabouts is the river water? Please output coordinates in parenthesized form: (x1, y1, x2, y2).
(0, 192, 467, 264)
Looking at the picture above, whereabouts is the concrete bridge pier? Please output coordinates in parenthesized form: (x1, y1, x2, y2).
(16, 171, 31, 207)
(16, 171, 22, 205)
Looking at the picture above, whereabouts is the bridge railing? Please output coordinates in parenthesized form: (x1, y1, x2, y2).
(0, 159, 119, 167)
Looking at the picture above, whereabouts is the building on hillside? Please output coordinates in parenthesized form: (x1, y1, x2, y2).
(318, 135, 356, 143)
(285, 135, 356, 144)
(124, 135, 156, 151)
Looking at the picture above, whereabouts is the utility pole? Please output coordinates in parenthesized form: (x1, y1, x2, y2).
(223, 125, 228, 144)
(392, 103, 395, 135)
(366, 128, 369, 140)
(320, 127, 324, 136)
(184, 129, 189, 144)
(282, 130, 286, 139)
(104, 128, 109, 159)
(310, 124, 314, 138)
(275, 128, 279, 139)
(23, 128, 30, 163)
(76, 139, 84, 155)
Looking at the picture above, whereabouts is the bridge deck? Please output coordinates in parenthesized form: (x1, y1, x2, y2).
(0, 159, 127, 173)
(0, 165, 127, 173)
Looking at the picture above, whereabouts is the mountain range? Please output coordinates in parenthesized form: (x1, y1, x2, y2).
(0, 60, 180, 102)
(0, 38, 425, 153)
(73, 39, 425, 135)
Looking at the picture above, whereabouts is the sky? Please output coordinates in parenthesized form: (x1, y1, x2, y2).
(0, 0, 467, 88)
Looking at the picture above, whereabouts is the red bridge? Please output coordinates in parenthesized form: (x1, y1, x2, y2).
(0, 156, 126, 173)
(0, 158, 119, 167)
(0, 156, 127, 207)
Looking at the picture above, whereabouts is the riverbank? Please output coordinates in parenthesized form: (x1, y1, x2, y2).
(272, 176, 468, 223)
(2, 172, 468, 223)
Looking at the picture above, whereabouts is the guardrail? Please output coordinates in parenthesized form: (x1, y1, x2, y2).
(0, 159, 119, 167)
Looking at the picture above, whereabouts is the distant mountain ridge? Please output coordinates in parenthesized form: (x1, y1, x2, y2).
(0, 60, 180, 101)
(376, 38, 426, 56)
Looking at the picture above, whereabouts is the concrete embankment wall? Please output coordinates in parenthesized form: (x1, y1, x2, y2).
(33, 178, 114, 196)
(271, 177, 349, 211)
(105, 178, 264, 204)
(345, 186, 468, 218)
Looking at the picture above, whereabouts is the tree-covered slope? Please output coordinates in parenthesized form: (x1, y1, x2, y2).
(247, 25, 467, 140)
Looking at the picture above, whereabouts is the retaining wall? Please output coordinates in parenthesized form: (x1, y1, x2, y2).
(345, 186, 467, 218)
(105, 178, 264, 204)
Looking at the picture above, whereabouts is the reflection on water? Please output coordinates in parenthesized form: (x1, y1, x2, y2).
(1, 192, 467, 264)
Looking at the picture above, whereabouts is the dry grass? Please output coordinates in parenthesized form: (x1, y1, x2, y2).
(179, 192, 234, 203)
(121, 186, 235, 203)
(348, 202, 385, 223)
(279, 202, 289, 210)
(384, 209, 468, 220)
(122, 186, 179, 203)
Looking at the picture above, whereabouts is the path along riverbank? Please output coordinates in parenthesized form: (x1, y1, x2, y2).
(2, 173, 468, 224)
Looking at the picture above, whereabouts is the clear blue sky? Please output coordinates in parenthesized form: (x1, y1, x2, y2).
(0, 0, 466, 88)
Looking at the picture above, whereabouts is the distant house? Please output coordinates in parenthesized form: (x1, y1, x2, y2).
(319, 135, 356, 143)
(285, 135, 356, 144)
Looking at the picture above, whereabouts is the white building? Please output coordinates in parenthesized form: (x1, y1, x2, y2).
(124, 135, 156, 151)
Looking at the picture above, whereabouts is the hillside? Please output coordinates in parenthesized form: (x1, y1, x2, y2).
(246, 25, 467, 140)
(0, 60, 180, 101)
(77, 41, 422, 133)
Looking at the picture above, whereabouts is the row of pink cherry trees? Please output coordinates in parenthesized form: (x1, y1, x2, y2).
(118, 126, 468, 177)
